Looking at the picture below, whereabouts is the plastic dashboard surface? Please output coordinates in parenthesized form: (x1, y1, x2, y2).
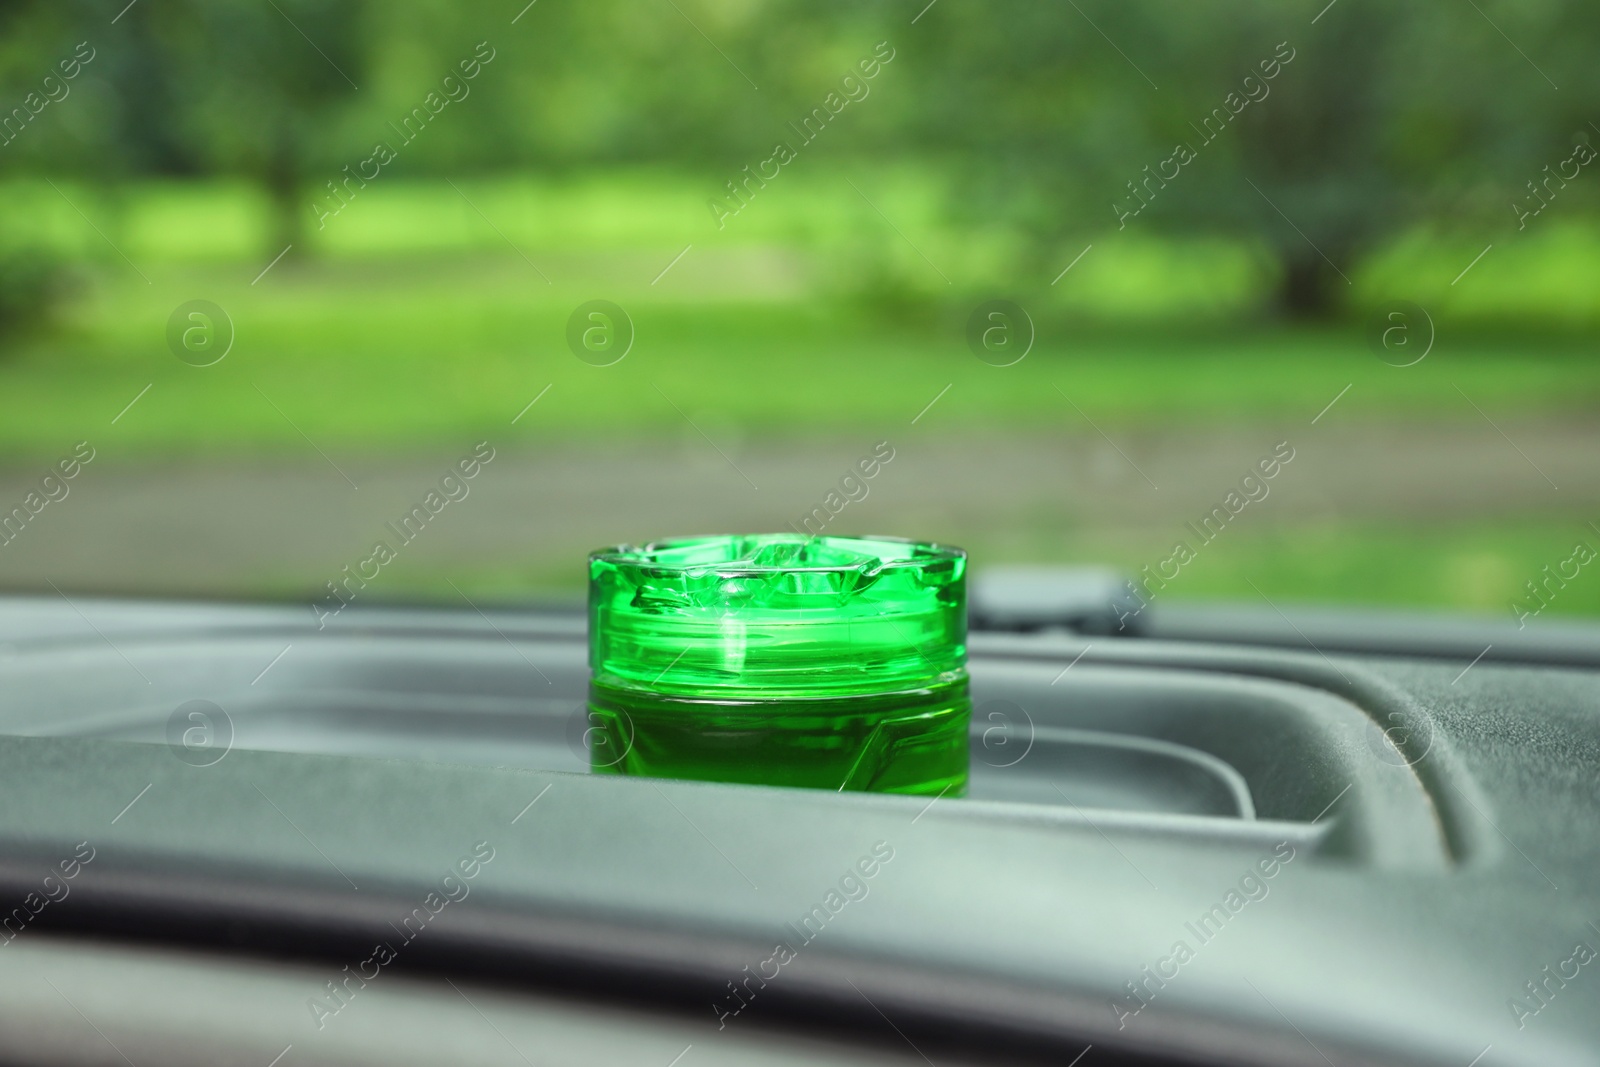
(0, 597, 1595, 1066)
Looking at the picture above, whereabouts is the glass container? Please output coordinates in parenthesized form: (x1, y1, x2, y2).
(586, 534, 969, 794)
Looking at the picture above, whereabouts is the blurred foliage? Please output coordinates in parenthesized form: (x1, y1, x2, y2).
(0, 2, 1594, 613)
(0, 242, 70, 339)
(0, 0, 1596, 322)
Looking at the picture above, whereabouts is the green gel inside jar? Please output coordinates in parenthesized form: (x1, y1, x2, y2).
(587, 534, 969, 795)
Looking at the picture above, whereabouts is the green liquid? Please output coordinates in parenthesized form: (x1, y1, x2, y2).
(587, 676, 970, 795)
(588, 534, 969, 794)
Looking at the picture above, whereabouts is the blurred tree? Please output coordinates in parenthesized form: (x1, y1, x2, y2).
(1194, 0, 1578, 317)
(0, 0, 1591, 321)
(900, 0, 1586, 318)
(0, 0, 368, 255)
(0, 0, 95, 340)
(130, 0, 368, 254)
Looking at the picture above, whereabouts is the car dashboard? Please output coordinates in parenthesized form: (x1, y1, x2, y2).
(0, 595, 1596, 1066)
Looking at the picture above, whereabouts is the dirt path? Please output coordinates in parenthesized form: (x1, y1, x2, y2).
(0, 419, 1592, 595)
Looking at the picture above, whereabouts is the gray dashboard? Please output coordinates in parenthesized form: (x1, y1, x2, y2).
(0, 596, 1595, 1066)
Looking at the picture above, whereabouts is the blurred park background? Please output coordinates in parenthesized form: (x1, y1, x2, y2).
(0, 0, 1598, 619)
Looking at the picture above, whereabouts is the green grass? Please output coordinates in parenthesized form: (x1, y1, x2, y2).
(2, 174, 1598, 457)
(2, 254, 1597, 458)
(1061, 519, 1600, 621)
(397, 516, 1600, 625)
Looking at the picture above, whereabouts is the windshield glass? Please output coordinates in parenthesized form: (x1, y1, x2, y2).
(1, 1, 1593, 625)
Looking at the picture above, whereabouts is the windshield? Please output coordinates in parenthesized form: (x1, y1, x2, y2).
(0, 1, 1593, 627)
